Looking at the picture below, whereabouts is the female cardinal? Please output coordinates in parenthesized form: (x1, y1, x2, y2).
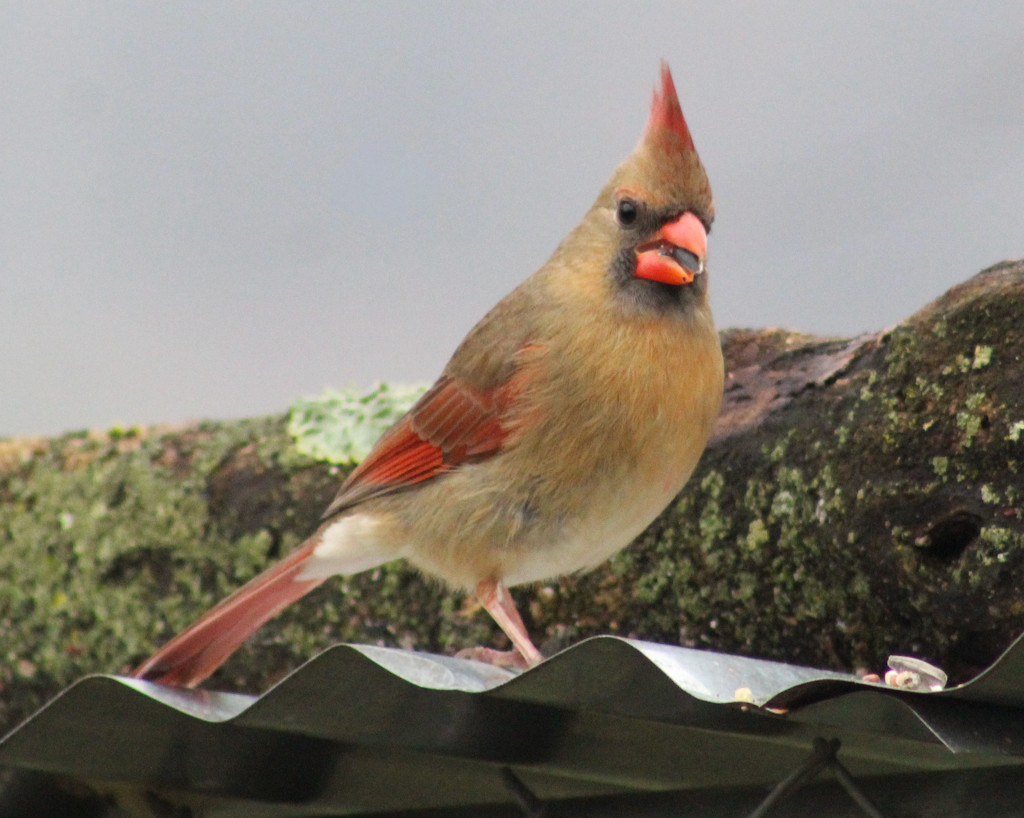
(133, 64, 723, 687)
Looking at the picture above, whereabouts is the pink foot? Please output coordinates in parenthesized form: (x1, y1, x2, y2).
(455, 645, 535, 669)
(472, 579, 544, 668)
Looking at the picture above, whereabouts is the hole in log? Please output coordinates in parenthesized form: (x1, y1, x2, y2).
(918, 511, 982, 560)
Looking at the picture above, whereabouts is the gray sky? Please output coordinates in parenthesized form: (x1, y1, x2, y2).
(3, 2, 1023, 437)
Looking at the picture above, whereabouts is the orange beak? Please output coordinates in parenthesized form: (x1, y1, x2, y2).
(634, 211, 707, 286)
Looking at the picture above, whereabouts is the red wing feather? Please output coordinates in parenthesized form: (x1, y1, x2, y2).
(321, 375, 515, 519)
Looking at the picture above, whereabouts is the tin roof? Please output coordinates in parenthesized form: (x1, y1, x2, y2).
(4, 633, 1024, 816)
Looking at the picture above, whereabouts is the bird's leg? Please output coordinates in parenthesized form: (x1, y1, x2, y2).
(456, 579, 544, 669)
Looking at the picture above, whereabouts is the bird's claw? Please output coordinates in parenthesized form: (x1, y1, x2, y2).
(455, 646, 534, 670)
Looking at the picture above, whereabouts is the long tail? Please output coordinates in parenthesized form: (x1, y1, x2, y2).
(132, 537, 326, 688)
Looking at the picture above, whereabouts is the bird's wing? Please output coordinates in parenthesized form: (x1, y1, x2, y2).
(322, 283, 546, 519)
(321, 375, 510, 517)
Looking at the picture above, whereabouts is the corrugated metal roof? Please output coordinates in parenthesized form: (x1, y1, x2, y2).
(3, 634, 1024, 816)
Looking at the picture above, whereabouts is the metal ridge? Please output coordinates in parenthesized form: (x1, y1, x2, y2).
(3, 634, 1024, 816)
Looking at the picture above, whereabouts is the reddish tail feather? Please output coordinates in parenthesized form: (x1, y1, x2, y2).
(132, 538, 325, 688)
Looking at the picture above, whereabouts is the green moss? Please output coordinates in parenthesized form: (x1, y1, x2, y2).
(287, 383, 427, 464)
(972, 345, 994, 369)
(0, 411, 461, 731)
(981, 484, 1001, 505)
(743, 519, 770, 552)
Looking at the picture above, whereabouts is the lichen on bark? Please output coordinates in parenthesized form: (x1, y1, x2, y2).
(2, 260, 1023, 734)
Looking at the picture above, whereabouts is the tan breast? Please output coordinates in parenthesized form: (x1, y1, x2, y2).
(392, 266, 723, 590)
(501, 296, 724, 585)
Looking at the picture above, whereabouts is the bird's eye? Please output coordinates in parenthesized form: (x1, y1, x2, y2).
(616, 199, 638, 227)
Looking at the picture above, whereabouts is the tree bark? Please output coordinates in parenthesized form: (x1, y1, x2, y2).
(2, 260, 1022, 733)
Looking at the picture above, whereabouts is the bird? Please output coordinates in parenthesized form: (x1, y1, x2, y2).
(132, 63, 724, 687)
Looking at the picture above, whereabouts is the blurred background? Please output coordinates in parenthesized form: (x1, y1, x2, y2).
(2, 2, 1022, 436)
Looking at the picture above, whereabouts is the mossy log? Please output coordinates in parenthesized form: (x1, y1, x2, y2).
(2, 260, 1023, 733)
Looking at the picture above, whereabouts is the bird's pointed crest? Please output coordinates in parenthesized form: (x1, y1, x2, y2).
(645, 63, 695, 152)
(602, 61, 711, 221)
